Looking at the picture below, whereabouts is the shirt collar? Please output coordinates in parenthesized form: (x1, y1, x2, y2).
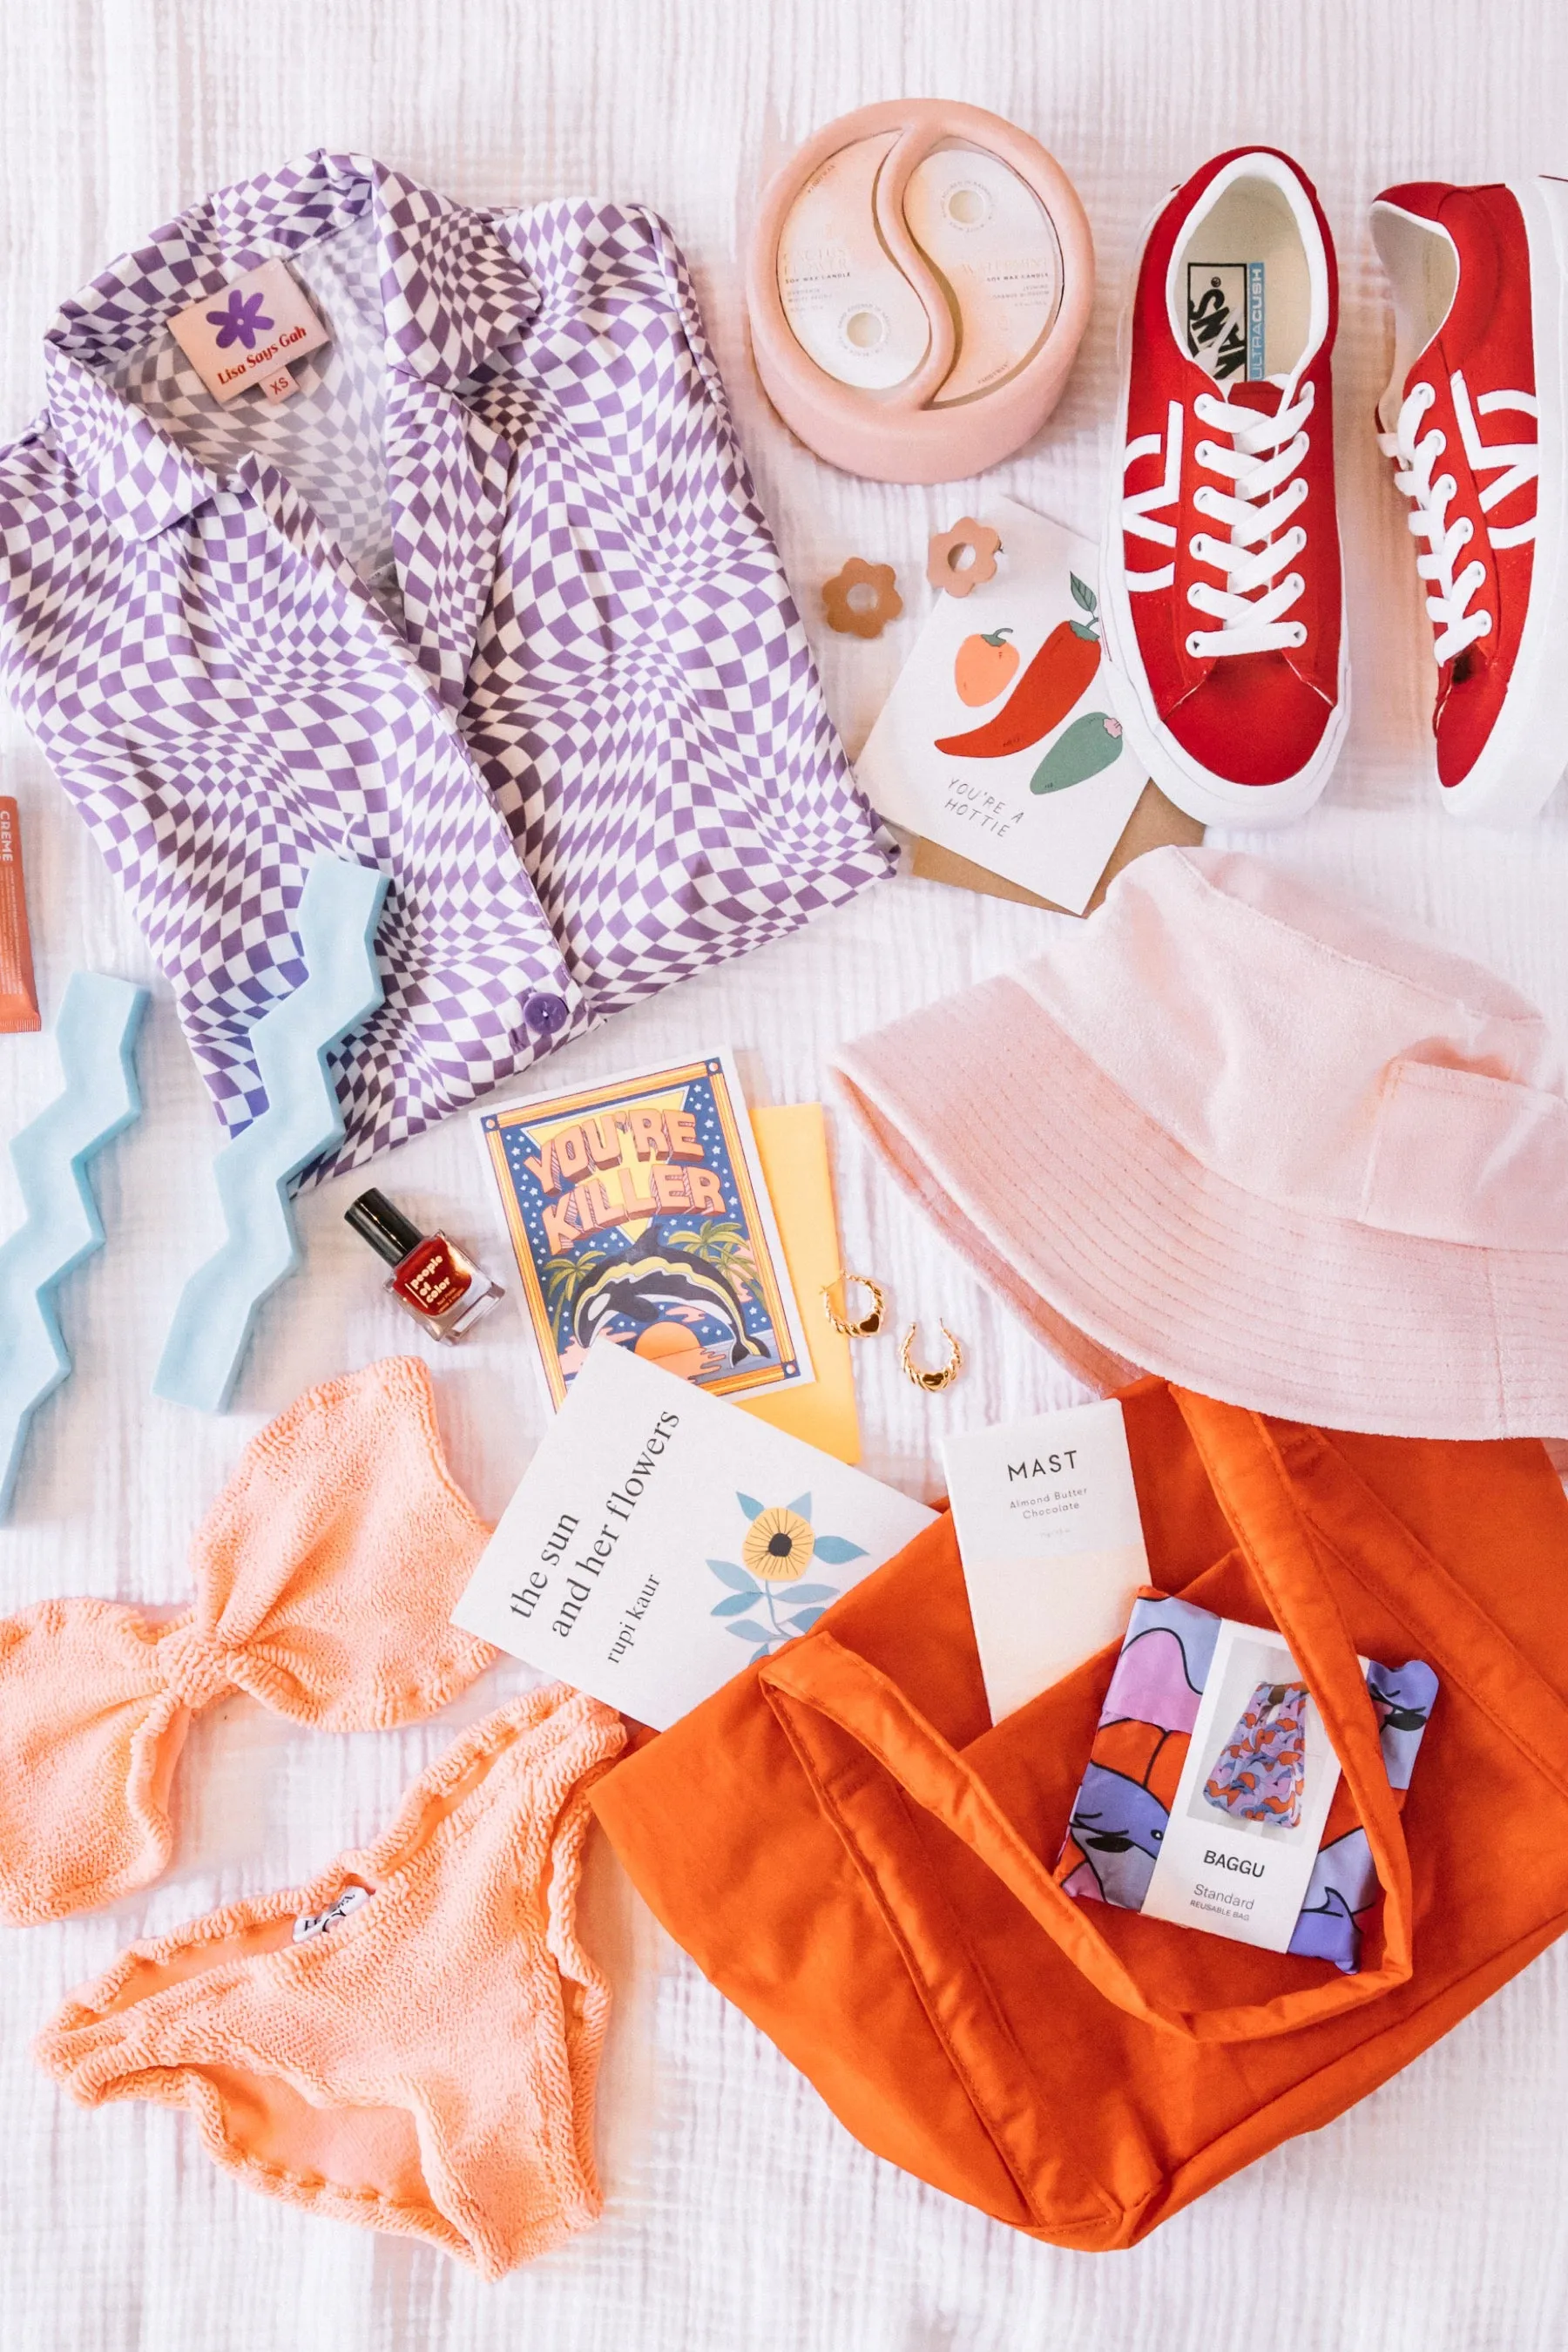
(43, 150, 542, 539)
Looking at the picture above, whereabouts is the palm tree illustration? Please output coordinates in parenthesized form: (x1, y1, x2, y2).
(659, 1217, 763, 1302)
(541, 1238, 625, 1343)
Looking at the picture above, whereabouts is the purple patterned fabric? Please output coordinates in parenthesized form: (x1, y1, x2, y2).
(0, 152, 892, 1179)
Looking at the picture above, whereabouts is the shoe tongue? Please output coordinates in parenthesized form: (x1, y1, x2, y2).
(1222, 375, 1288, 419)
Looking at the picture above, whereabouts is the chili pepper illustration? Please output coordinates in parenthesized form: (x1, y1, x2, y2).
(936, 574, 1101, 759)
(953, 628, 1019, 707)
(1030, 712, 1124, 794)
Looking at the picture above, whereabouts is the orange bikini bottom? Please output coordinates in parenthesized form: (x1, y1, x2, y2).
(38, 1684, 625, 2277)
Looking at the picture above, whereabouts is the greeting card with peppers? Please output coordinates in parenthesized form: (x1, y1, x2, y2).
(855, 497, 1151, 915)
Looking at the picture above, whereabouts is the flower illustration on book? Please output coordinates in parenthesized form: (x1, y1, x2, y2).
(742, 1504, 814, 1580)
(206, 287, 274, 351)
(706, 1492, 867, 1662)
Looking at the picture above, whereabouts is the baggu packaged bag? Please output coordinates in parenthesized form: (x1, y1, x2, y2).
(591, 1380, 1568, 2245)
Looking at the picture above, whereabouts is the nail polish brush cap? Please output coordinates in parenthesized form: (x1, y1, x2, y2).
(345, 1187, 426, 1268)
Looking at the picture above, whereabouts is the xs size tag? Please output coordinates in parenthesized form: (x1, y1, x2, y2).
(1186, 261, 1266, 383)
(170, 257, 329, 405)
(293, 1882, 371, 1943)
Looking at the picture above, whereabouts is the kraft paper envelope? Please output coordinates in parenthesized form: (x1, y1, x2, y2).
(910, 781, 1204, 917)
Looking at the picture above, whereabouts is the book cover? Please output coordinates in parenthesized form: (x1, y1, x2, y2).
(856, 496, 1149, 916)
(476, 1048, 814, 1410)
(450, 1342, 935, 1729)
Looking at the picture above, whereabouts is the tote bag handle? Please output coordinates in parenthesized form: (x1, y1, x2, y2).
(760, 1397, 1414, 2044)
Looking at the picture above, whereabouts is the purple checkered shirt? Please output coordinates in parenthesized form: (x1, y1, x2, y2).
(0, 152, 892, 1177)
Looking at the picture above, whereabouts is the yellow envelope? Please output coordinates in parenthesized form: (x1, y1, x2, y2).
(737, 1103, 861, 1464)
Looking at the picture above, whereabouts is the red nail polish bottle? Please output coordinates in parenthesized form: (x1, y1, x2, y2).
(345, 1189, 505, 1342)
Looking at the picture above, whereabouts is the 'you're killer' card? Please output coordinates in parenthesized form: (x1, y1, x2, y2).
(476, 1048, 814, 1410)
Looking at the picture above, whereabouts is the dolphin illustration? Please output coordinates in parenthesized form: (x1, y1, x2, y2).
(571, 1244, 766, 1366)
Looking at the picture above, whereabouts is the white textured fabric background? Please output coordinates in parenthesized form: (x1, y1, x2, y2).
(3, 3, 1567, 2344)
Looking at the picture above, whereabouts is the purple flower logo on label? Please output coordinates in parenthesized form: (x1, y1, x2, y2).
(205, 288, 274, 352)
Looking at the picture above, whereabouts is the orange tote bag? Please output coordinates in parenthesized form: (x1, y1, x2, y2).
(591, 1380, 1568, 2245)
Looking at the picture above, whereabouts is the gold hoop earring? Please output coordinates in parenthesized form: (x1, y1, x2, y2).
(821, 1271, 885, 1339)
(901, 1321, 963, 1393)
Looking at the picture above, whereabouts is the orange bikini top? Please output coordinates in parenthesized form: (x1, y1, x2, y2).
(0, 1357, 497, 1923)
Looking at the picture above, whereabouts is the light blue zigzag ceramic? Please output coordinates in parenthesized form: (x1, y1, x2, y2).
(0, 972, 148, 1519)
(154, 856, 389, 1415)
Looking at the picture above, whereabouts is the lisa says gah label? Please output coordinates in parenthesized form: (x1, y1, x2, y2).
(1139, 1615, 1346, 1952)
(170, 259, 330, 405)
(941, 1397, 1150, 1721)
(451, 1342, 933, 1730)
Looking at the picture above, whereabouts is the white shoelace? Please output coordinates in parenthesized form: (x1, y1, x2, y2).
(1122, 383, 1315, 659)
(1378, 372, 1538, 665)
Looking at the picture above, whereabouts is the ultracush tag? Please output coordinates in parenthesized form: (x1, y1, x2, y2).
(170, 258, 330, 406)
(903, 144, 1064, 405)
(776, 134, 933, 390)
(1186, 260, 1267, 383)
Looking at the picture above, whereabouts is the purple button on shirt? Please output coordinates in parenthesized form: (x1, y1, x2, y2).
(0, 152, 893, 1179)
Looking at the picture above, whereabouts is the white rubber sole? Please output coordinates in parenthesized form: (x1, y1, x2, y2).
(1098, 195, 1349, 833)
(1437, 174, 1568, 826)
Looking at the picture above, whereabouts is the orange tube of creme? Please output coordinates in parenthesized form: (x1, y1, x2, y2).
(0, 799, 40, 1032)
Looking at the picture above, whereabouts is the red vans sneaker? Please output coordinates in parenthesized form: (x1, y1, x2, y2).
(1371, 178, 1568, 823)
(1101, 149, 1347, 829)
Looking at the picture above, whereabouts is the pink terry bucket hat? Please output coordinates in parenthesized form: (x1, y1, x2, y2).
(833, 847, 1568, 1440)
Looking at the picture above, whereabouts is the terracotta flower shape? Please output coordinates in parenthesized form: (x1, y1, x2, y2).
(822, 558, 903, 639)
(926, 517, 1002, 598)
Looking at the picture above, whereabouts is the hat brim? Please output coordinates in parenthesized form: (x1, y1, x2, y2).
(834, 972, 1568, 1442)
